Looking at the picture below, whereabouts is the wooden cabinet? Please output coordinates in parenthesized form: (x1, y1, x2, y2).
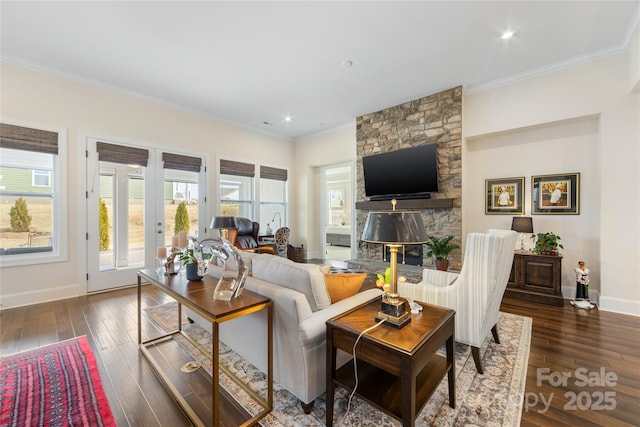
(505, 252, 564, 306)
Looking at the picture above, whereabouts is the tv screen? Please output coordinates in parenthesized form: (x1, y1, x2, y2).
(362, 144, 439, 200)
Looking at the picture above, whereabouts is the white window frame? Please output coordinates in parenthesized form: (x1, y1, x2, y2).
(0, 119, 68, 267)
(32, 169, 51, 187)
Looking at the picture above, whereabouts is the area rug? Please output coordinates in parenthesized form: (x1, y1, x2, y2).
(0, 336, 116, 427)
(146, 303, 531, 427)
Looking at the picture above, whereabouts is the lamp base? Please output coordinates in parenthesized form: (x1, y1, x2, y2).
(375, 298, 411, 328)
(375, 311, 411, 328)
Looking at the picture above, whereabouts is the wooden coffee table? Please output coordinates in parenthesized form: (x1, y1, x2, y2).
(326, 298, 455, 427)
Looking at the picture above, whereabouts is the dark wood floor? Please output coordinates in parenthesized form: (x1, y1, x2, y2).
(1, 286, 639, 426)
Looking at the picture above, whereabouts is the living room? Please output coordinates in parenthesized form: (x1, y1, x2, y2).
(1, 2, 639, 426)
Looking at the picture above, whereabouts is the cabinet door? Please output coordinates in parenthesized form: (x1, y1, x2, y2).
(522, 256, 561, 295)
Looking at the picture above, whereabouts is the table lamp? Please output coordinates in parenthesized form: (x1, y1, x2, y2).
(511, 216, 533, 252)
(210, 216, 237, 240)
(361, 199, 427, 328)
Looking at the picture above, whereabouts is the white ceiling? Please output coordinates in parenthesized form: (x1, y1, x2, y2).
(2, 1, 639, 141)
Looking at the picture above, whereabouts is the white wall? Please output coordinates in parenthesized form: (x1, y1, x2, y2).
(0, 62, 292, 308)
(293, 125, 356, 259)
(464, 116, 601, 300)
(464, 52, 640, 315)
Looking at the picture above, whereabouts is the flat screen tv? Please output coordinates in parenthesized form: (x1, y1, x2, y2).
(362, 144, 439, 201)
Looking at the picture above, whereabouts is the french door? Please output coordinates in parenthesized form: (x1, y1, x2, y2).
(86, 138, 206, 292)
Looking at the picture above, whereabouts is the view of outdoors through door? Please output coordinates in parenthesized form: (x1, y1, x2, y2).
(87, 139, 203, 292)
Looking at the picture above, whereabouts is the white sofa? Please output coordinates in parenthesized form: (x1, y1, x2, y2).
(189, 252, 381, 412)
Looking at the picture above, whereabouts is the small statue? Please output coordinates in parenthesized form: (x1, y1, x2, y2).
(164, 252, 177, 276)
(570, 260, 594, 309)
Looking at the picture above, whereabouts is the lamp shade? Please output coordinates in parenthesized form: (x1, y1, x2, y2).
(361, 211, 428, 244)
(511, 216, 533, 233)
(210, 216, 237, 230)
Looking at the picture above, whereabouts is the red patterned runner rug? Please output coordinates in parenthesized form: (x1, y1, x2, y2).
(0, 336, 116, 427)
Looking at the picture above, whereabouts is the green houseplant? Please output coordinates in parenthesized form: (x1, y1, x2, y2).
(425, 235, 459, 271)
(531, 232, 563, 255)
(177, 248, 203, 280)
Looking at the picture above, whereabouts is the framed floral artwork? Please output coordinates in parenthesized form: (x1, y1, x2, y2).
(485, 177, 525, 215)
(532, 173, 580, 214)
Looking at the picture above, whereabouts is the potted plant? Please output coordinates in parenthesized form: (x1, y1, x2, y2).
(425, 235, 459, 271)
(177, 248, 203, 280)
(531, 232, 563, 255)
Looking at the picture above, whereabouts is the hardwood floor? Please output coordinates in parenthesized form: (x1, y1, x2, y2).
(1, 286, 638, 426)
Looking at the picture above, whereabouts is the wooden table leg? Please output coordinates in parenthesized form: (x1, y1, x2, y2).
(446, 333, 456, 408)
(400, 356, 415, 427)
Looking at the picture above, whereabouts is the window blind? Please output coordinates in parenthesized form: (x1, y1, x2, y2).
(162, 152, 202, 172)
(260, 165, 287, 181)
(0, 123, 58, 154)
(96, 141, 149, 167)
(220, 159, 255, 177)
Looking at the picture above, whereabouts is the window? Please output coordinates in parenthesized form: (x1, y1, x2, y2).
(218, 160, 288, 233)
(32, 169, 51, 187)
(0, 122, 67, 265)
(259, 166, 287, 232)
(219, 159, 255, 218)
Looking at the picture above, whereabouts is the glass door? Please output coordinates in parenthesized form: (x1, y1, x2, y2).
(86, 139, 205, 292)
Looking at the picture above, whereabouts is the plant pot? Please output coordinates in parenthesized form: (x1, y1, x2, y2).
(435, 259, 449, 271)
(185, 264, 203, 281)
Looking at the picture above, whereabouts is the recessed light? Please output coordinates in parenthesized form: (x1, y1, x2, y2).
(283, 115, 292, 122)
(501, 31, 514, 40)
(342, 60, 353, 67)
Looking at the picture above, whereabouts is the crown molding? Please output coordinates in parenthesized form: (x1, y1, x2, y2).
(467, 5, 640, 95)
(0, 55, 293, 143)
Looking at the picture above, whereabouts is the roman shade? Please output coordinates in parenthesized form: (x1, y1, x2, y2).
(220, 159, 254, 177)
(162, 152, 201, 172)
(260, 165, 287, 181)
(0, 123, 58, 154)
(96, 141, 148, 167)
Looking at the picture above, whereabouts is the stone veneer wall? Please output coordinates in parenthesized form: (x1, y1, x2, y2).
(355, 86, 463, 271)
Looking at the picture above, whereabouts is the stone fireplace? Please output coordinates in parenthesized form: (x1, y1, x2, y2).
(353, 86, 463, 272)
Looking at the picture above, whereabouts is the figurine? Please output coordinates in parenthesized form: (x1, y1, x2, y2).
(164, 252, 177, 276)
(570, 261, 594, 309)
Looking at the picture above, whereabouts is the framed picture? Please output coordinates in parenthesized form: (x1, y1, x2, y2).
(532, 173, 580, 214)
(485, 177, 525, 215)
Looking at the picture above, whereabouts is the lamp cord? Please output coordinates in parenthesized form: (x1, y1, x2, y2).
(338, 318, 386, 426)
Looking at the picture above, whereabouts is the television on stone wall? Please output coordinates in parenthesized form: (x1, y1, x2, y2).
(362, 143, 439, 201)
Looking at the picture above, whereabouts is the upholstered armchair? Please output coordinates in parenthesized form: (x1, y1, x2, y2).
(230, 217, 276, 254)
(398, 229, 517, 374)
(274, 227, 290, 257)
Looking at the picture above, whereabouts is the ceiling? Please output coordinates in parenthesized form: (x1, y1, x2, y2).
(2, 1, 639, 141)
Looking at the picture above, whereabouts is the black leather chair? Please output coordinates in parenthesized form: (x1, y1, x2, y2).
(231, 217, 276, 254)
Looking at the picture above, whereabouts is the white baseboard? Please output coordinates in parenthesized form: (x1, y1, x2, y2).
(0, 284, 83, 310)
(599, 296, 640, 316)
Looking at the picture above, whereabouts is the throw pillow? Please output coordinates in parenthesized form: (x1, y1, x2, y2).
(325, 273, 368, 303)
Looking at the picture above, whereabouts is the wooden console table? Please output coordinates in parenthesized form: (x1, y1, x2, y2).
(137, 269, 273, 427)
(326, 298, 455, 427)
(505, 252, 564, 306)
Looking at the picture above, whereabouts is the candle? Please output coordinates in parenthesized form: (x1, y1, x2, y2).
(172, 236, 179, 249)
(157, 246, 167, 259)
(178, 231, 188, 248)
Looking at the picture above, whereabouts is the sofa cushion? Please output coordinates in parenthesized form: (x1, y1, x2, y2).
(251, 255, 332, 311)
(325, 273, 367, 303)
